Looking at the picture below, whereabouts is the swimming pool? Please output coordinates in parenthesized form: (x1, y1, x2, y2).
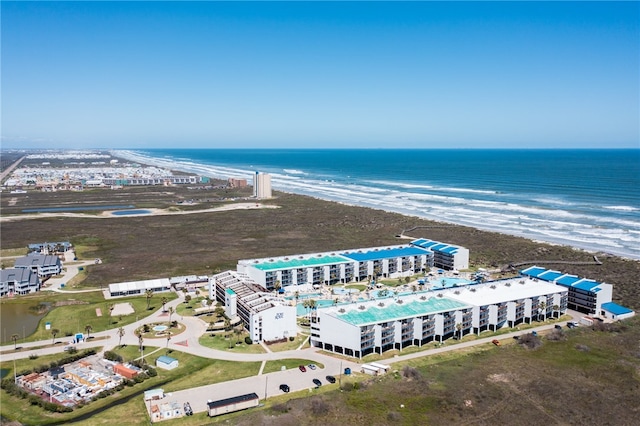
(332, 287, 359, 295)
(285, 292, 323, 301)
(296, 299, 336, 316)
(429, 277, 473, 289)
(112, 209, 152, 216)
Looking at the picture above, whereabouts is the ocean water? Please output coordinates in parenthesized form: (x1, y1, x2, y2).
(114, 149, 640, 260)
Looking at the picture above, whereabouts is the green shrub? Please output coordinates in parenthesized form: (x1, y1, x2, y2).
(245, 336, 253, 345)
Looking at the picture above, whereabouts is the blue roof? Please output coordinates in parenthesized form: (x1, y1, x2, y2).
(341, 246, 431, 262)
(539, 271, 563, 282)
(157, 355, 177, 364)
(556, 275, 581, 286)
(520, 266, 547, 277)
(601, 302, 634, 316)
(573, 280, 601, 292)
(411, 238, 429, 245)
(439, 246, 459, 254)
(412, 239, 439, 249)
(430, 243, 448, 251)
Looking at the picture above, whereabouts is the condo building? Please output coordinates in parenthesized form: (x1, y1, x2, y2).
(309, 276, 568, 358)
(0, 268, 41, 296)
(14, 253, 63, 278)
(236, 241, 468, 291)
(253, 172, 272, 199)
(410, 239, 469, 271)
(209, 271, 297, 343)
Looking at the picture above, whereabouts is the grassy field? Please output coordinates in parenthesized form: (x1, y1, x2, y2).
(219, 316, 640, 426)
(2, 186, 638, 311)
(198, 333, 267, 354)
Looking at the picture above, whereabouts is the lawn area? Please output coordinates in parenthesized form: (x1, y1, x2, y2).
(262, 334, 308, 352)
(112, 346, 262, 392)
(198, 333, 266, 354)
(262, 358, 324, 374)
(23, 292, 178, 343)
(343, 284, 368, 291)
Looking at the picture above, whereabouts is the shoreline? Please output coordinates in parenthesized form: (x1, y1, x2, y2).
(112, 149, 640, 261)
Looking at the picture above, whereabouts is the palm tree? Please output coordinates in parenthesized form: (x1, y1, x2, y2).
(11, 333, 19, 350)
(274, 280, 281, 294)
(168, 306, 174, 324)
(294, 291, 300, 303)
(166, 332, 172, 348)
(302, 299, 310, 317)
(553, 304, 560, 319)
(234, 326, 243, 343)
(184, 294, 192, 304)
(51, 328, 59, 344)
(455, 323, 463, 340)
(85, 324, 92, 339)
(145, 289, 154, 310)
(308, 299, 318, 320)
(539, 301, 547, 321)
(137, 332, 144, 352)
(117, 327, 125, 346)
(161, 297, 168, 312)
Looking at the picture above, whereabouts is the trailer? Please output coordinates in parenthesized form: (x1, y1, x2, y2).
(207, 393, 259, 417)
(361, 364, 381, 376)
(368, 362, 390, 373)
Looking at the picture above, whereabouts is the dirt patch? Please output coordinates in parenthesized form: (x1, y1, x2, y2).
(111, 302, 134, 316)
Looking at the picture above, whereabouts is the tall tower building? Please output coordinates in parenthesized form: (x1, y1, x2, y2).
(253, 172, 272, 199)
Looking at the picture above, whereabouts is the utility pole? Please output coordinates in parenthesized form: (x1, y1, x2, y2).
(264, 375, 268, 400)
(339, 361, 342, 390)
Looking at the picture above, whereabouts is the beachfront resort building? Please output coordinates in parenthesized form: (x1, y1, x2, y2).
(309, 276, 568, 358)
(253, 172, 272, 199)
(410, 239, 469, 271)
(14, 253, 63, 278)
(0, 268, 41, 297)
(209, 271, 297, 343)
(519, 266, 636, 319)
(236, 240, 469, 291)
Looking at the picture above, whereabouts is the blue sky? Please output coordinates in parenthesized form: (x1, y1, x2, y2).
(1, 1, 638, 149)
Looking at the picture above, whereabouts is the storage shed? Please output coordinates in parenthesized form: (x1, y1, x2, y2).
(601, 302, 635, 320)
(156, 355, 179, 370)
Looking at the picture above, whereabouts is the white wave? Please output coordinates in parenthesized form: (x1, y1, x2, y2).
(111, 150, 640, 260)
(282, 169, 307, 175)
(604, 205, 639, 212)
(368, 180, 498, 195)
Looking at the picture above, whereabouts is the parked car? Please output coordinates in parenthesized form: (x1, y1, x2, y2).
(183, 402, 193, 416)
(308, 363, 317, 370)
(567, 321, 577, 328)
(299, 365, 307, 372)
(491, 339, 501, 346)
(325, 375, 336, 384)
(312, 378, 322, 388)
(279, 384, 290, 393)
(554, 324, 563, 330)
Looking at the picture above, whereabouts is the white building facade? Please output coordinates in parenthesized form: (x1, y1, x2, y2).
(310, 276, 568, 358)
(210, 271, 297, 343)
(237, 244, 437, 291)
(253, 172, 272, 199)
